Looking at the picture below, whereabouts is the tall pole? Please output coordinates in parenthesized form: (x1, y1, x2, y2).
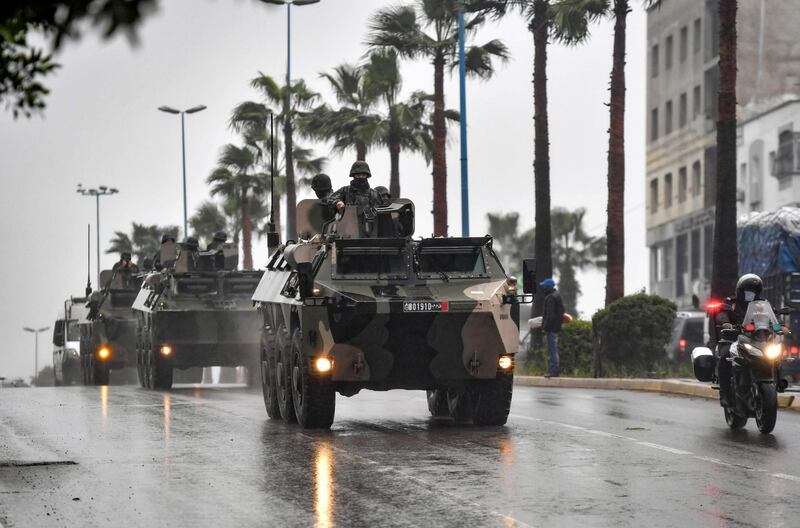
(34, 332, 38, 386)
(95, 193, 101, 282)
(181, 112, 188, 240)
(286, 3, 292, 90)
(458, 0, 470, 237)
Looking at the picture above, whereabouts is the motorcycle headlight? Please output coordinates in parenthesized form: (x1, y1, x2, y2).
(765, 343, 783, 360)
(743, 343, 763, 357)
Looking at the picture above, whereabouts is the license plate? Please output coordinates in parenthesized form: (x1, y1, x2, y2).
(403, 301, 449, 312)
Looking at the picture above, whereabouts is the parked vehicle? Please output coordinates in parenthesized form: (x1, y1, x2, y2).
(665, 311, 705, 362)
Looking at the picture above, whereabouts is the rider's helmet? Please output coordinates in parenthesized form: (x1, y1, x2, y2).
(736, 273, 763, 305)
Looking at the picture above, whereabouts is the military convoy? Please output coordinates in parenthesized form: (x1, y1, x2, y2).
(79, 268, 142, 385)
(252, 199, 533, 428)
(131, 238, 263, 389)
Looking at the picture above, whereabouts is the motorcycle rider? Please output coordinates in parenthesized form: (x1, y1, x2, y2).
(714, 274, 764, 407)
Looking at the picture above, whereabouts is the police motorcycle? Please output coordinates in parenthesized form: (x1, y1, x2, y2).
(693, 296, 791, 434)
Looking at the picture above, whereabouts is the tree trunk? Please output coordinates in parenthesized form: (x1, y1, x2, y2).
(389, 140, 401, 198)
(604, 0, 629, 306)
(711, 0, 739, 299)
(241, 192, 253, 271)
(558, 259, 579, 316)
(432, 53, 449, 237)
(356, 142, 367, 161)
(532, 0, 552, 319)
(284, 119, 297, 241)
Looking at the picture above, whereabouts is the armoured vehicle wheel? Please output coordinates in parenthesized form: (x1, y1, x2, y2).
(290, 329, 335, 429)
(426, 389, 449, 417)
(261, 329, 281, 419)
(447, 389, 473, 422)
(274, 324, 297, 423)
(724, 406, 747, 429)
(755, 383, 778, 434)
(470, 373, 513, 426)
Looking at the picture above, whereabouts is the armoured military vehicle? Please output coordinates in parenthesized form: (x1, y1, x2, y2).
(253, 199, 534, 429)
(52, 296, 89, 386)
(132, 239, 263, 389)
(79, 268, 142, 385)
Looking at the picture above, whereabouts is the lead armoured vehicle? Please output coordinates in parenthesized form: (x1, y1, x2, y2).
(132, 239, 263, 389)
(79, 268, 142, 385)
(253, 199, 534, 429)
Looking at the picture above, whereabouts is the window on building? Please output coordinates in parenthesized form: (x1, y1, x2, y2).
(651, 44, 659, 78)
(664, 173, 673, 208)
(690, 229, 701, 280)
(692, 161, 702, 196)
(680, 26, 688, 62)
(665, 100, 673, 135)
(694, 18, 702, 54)
(651, 108, 659, 142)
(775, 130, 799, 177)
(650, 178, 659, 212)
(693, 85, 702, 118)
(679, 93, 687, 128)
(678, 167, 687, 203)
(703, 224, 713, 279)
(663, 242, 674, 282)
(704, 66, 719, 121)
(676, 233, 688, 297)
(651, 246, 660, 284)
(665, 35, 673, 70)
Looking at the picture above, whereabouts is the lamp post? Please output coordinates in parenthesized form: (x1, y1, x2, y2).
(23, 326, 50, 386)
(260, 0, 321, 91)
(458, 0, 470, 237)
(158, 104, 207, 240)
(77, 185, 118, 282)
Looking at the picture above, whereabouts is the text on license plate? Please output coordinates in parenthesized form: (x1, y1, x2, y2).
(403, 301, 449, 312)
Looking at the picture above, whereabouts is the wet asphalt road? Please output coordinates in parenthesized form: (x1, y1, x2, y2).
(2, 384, 800, 528)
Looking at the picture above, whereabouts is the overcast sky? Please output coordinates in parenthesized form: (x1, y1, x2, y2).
(0, 0, 646, 380)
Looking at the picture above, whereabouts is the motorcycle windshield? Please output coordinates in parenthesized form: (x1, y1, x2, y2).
(742, 300, 778, 330)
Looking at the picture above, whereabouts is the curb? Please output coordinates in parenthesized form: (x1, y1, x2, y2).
(514, 375, 800, 410)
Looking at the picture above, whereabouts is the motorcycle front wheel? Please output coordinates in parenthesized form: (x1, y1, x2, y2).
(755, 382, 778, 434)
(724, 406, 747, 429)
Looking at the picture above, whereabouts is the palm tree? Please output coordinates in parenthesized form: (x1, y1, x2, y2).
(189, 201, 228, 247)
(551, 0, 659, 306)
(487, 212, 520, 273)
(106, 223, 179, 264)
(550, 207, 606, 315)
(368, 0, 509, 236)
(711, 0, 739, 300)
(246, 74, 319, 239)
(207, 144, 264, 270)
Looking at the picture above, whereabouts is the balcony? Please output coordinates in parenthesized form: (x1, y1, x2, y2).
(771, 132, 800, 178)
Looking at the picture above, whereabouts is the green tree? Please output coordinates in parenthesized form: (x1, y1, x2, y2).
(189, 201, 229, 247)
(367, 0, 509, 236)
(107, 222, 179, 264)
(550, 207, 606, 315)
(486, 212, 520, 273)
(551, 0, 660, 306)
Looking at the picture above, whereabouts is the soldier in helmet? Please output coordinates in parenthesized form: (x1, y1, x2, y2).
(207, 231, 228, 251)
(311, 173, 333, 200)
(112, 252, 139, 273)
(329, 161, 388, 211)
(374, 185, 391, 203)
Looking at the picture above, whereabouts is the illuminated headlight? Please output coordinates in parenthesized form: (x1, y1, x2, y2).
(98, 347, 111, 360)
(312, 287, 322, 296)
(765, 344, 782, 360)
(160, 345, 172, 357)
(743, 343, 762, 357)
(67, 348, 79, 358)
(498, 355, 514, 370)
(314, 357, 332, 373)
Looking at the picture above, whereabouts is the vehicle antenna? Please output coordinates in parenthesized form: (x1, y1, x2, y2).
(266, 110, 280, 251)
(85, 223, 93, 296)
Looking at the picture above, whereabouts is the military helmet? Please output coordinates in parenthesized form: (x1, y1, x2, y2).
(121, 252, 132, 261)
(161, 234, 176, 244)
(311, 173, 332, 192)
(349, 161, 371, 178)
(374, 185, 390, 199)
(185, 237, 199, 251)
(212, 231, 228, 242)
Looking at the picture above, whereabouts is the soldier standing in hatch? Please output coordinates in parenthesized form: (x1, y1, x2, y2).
(329, 161, 388, 211)
(112, 252, 139, 274)
(207, 231, 228, 251)
(540, 278, 565, 378)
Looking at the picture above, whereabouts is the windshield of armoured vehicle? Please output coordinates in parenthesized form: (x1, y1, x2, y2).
(334, 245, 408, 279)
(416, 246, 486, 278)
(67, 320, 80, 341)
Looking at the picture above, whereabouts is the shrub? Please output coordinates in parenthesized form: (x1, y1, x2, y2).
(592, 293, 676, 372)
(521, 320, 594, 376)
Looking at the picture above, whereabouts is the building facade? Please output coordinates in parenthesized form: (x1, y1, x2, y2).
(646, 0, 800, 308)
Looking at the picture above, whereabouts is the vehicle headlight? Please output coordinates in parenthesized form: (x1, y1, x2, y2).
(743, 343, 763, 357)
(765, 343, 782, 360)
(67, 348, 79, 358)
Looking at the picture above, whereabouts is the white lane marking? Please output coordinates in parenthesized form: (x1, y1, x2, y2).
(773, 473, 800, 482)
(636, 442, 692, 456)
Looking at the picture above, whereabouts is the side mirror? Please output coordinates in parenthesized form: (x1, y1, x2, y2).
(266, 224, 280, 254)
(522, 258, 536, 294)
(53, 334, 65, 347)
(296, 262, 314, 298)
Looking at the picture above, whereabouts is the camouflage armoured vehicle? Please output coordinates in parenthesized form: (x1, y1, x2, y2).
(52, 296, 89, 386)
(132, 239, 263, 389)
(253, 199, 533, 429)
(79, 269, 142, 385)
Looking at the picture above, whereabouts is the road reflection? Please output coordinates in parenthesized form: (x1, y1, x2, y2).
(314, 442, 334, 528)
(101, 384, 108, 418)
(163, 393, 171, 442)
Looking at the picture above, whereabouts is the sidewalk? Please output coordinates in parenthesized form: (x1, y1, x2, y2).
(515, 375, 800, 410)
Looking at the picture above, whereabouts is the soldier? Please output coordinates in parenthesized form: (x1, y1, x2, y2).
(329, 161, 388, 212)
(112, 252, 140, 274)
(311, 173, 333, 200)
(374, 186, 391, 203)
(207, 231, 228, 251)
(152, 234, 177, 271)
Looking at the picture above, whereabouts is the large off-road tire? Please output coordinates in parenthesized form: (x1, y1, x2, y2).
(274, 324, 296, 423)
(290, 329, 335, 429)
(447, 389, 473, 423)
(261, 327, 281, 420)
(147, 324, 173, 390)
(755, 382, 778, 434)
(427, 389, 449, 417)
(724, 406, 748, 429)
(470, 373, 513, 426)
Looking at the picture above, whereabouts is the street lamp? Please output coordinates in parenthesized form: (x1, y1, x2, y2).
(158, 104, 207, 240)
(23, 326, 50, 386)
(77, 184, 119, 282)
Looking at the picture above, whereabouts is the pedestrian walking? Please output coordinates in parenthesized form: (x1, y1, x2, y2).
(541, 278, 565, 378)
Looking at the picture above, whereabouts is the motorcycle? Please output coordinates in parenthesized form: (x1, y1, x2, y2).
(692, 299, 791, 434)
